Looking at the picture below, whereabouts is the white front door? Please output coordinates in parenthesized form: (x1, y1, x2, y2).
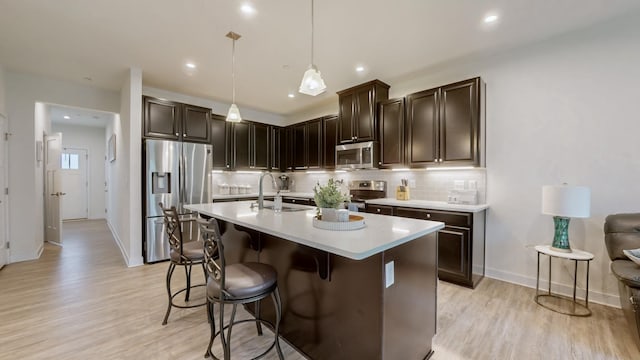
(61, 148, 88, 220)
(0, 115, 8, 268)
(44, 133, 63, 245)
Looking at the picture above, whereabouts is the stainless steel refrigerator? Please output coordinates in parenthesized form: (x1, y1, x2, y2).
(143, 139, 212, 263)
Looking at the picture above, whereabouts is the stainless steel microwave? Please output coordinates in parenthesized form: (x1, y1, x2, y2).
(336, 141, 379, 170)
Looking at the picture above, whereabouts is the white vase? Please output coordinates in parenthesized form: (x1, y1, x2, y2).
(321, 208, 339, 222)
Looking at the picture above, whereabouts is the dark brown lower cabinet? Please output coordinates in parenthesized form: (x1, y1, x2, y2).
(366, 204, 485, 288)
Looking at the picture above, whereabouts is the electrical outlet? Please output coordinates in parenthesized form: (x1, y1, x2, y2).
(385, 261, 395, 288)
(454, 180, 465, 190)
(468, 180, 477, 190)
(409, 179, 416, 188)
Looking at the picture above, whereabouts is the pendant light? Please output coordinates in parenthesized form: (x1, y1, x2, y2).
(226, 31, 242, 122)
(299, 0, 326, 96)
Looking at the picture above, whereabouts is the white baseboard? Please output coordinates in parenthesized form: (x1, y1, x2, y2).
(485, 266, 621, 308)
(106, 220, 144, 268)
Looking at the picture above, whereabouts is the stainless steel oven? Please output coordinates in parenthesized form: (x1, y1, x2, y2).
(336, 141, 379, 170)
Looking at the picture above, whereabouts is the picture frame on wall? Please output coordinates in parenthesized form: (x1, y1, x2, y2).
(108, 134, 116, 162)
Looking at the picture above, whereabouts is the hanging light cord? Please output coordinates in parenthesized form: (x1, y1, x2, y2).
(310, 0, 314, 66)
(231, 37, 236, 103)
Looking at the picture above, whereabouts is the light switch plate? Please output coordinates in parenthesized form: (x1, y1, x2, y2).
(409, 179, 416, 188)
(468, 180, 477, 190)
(385, 261, 395, 288)
(454, 180, 465, 190)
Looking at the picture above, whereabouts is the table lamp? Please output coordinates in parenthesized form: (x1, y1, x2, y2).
(541, 184, 591, 252)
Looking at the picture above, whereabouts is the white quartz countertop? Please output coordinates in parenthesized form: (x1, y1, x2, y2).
(212, 192, 315, 201)
(365, 198, 489, 213)
(185, 201, 444, 260)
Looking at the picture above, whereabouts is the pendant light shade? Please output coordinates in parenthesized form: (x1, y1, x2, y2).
(226, 103, 241, 122)
(299, 0, 326, 96)
(299, 65, 326, 96)
(226, 31, 242, 122)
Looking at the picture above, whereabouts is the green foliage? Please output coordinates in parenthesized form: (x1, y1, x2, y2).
(313, 179, 349, 209)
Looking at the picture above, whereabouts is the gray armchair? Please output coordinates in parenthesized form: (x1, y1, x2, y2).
(604, 213, 640, 349)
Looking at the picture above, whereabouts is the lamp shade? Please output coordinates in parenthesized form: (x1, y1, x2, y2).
(226, 103, 242, 122)
(541, 185, 590, 218)
(299, 65, 327, 96)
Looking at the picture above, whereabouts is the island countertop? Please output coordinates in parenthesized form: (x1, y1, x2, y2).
(185, 201, 444, 260)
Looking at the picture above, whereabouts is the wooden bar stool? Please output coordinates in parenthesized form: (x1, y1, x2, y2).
(198, 217, 284, 360)
(159, 203, 207, 325)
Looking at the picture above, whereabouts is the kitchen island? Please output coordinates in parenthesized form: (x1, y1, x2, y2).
(186, 201, 444, 360)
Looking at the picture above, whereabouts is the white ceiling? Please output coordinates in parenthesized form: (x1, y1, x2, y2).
(49, 105, 114, 128)
(2, 0, 640, 117)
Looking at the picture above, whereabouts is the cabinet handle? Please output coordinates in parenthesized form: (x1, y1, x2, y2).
(378, 161, 382, 165)
(175, 132, 179, 136)
(183, 133, 187, 137)
(377, 209, 381, 213)
(426, 213, 431, 219)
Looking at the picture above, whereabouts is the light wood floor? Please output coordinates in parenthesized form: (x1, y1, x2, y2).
(0, 220, 638, 360)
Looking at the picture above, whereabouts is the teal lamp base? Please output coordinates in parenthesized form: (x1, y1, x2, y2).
(551, 216, 572, 252)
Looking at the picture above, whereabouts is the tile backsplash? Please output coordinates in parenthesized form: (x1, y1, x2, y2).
(210, 168, 487, 204)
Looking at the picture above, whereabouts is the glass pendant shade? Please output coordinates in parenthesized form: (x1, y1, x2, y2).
(226, 103, 242, 122)
(299, 65, 327, 96)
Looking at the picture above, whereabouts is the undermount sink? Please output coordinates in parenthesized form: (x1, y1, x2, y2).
(262, 205, 309, 212)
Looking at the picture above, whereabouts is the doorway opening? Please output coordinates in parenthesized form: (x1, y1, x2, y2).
(61, 147, 89, 220)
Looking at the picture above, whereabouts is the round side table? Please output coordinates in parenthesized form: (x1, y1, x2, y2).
(534, 245, 594, 317)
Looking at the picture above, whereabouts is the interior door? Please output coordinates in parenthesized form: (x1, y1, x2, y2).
(44, 133, 63, 245)
(0, 115, 8, 268)
(60, 148, 88, 220)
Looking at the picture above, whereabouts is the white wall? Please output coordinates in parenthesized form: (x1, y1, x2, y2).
(51, 123, 107, 219)
(5, 71, 119, 262)
(106, 68, 143, 267)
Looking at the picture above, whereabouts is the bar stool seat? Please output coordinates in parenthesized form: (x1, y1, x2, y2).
(170, 241, 205, 262)
(206, 262, 277, 299)
(198, 218, 284, 360)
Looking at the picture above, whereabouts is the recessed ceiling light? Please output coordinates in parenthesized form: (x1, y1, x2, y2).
(356, 66, 365, 72)
(241, 4, 256, 15)
(185, 62, 196, 69)
(484, 14, 498, 23)
(63, 115, 70, 119)
(288, 93, 295, 98)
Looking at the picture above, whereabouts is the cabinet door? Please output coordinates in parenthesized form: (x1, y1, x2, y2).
(440, 78, 480, 165)
(354, 87, 376, 142)
(182, 104, 211, 143)
(292, 123, 307, 170)
(323, 116, 338, 169)
(338, 92, 355, 143)
(307, 119, 323, 169)
(232, 122, 250, 170)
(143, 97, 180, 140)
(378, 98, 405, 168)
(437, 227, 470, 284)
(251, 122, 270, 170)
(211, 114, 229, 170)
(406, 88, 439, 167)
(270, 126, 283, 171)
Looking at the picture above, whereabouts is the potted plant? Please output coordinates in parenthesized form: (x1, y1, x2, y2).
(313, 179, 349, 221)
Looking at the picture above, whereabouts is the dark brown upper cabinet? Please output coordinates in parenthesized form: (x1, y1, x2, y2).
(143, 96, 211, 144)
(211, 114, 230, 170)
(182, 104, 211, 143)
(231, 122, 250, 170)
(378, 98, 405, 168)
(143, 97, 181, 140)
(323, 115, 338, 169)
(337, 80, 389, 144)
(291, 118, 323, 170)
(250, 122, 270, 170)
(228, 120, 273, 171)
(406, 77, 482, 167)
(270, 126, 285, 172)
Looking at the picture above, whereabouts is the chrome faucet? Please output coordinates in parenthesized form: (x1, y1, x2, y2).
(258, 172, 279, 209)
